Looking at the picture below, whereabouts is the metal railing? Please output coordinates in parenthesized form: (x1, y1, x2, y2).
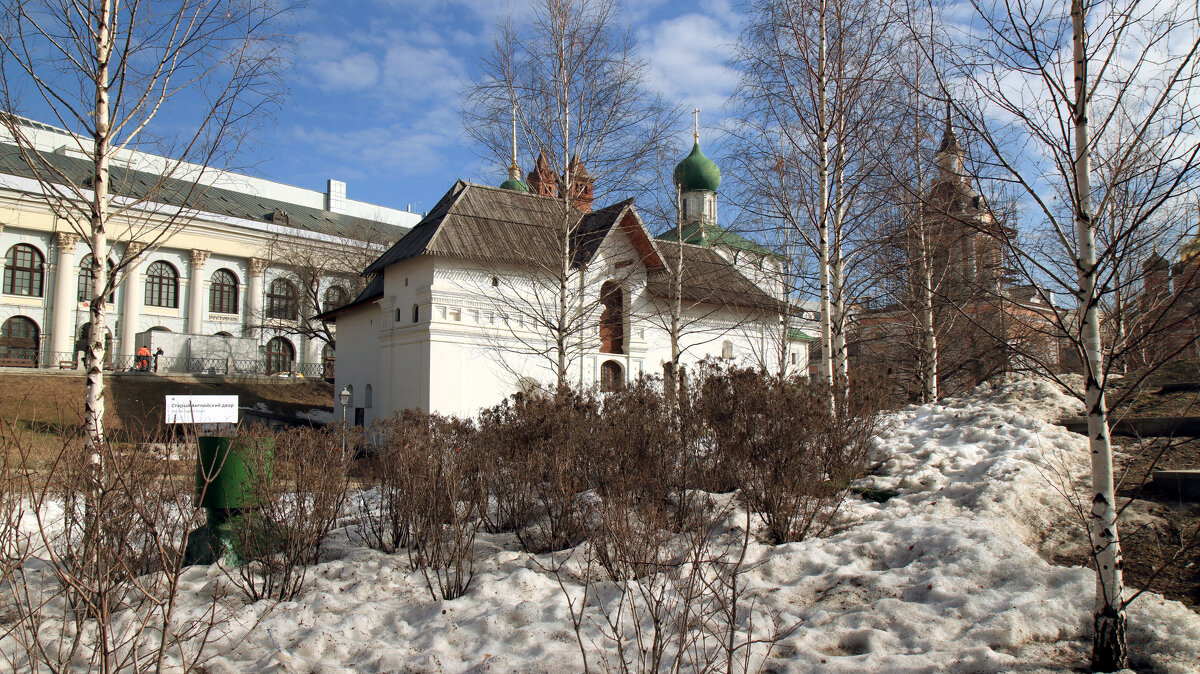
(2, 349, 330, 379)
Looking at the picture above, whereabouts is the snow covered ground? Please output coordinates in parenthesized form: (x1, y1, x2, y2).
(9, 376, 1200, 672)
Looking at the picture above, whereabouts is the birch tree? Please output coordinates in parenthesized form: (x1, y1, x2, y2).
(0, 0, 287, 449)
(462, 0, 674, 388)
(931, 0, 1200, 666)
(730, 0, 898, 403)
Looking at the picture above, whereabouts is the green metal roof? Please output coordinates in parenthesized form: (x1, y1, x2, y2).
(787, 327, 817, 341)
(655, 221, 781, 259)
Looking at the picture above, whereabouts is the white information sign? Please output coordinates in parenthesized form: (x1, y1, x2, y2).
(165, 395, 239, 424)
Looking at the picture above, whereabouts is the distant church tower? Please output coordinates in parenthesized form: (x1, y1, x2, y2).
(924, 102, 1006, 291)
(673, 114, 721, 234)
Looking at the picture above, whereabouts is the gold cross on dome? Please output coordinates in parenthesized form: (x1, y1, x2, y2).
(693, 108, 701, 140)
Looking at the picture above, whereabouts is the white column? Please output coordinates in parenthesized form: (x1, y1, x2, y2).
(49, 232, 79, 362)
(188, 249, 210, 334)
(119, 241, 145, 361)
(245, 257, 265, 339)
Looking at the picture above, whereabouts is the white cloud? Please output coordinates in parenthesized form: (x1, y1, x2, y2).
(380, 41, 468, 102)
(639, 13, 739, 115)
(289, 103, 468, 179)
(309, 52, 382, 91)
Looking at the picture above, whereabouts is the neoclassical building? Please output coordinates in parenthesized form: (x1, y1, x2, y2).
(324, 139, 815, 421)
(0, 117, 418, 374)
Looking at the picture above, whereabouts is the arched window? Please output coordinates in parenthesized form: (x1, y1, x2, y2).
(144, 261, 178, 308)
(600, 360, 624, 393)
(599, 280, 623, 354)
(265, 336, 295, 374)
(4, 244, 44, 296)
(412, 303, 420, 323)
(209, 269, 239, 314)
(148, 326, 171, 333)
(266, 278, 298, 320)
(214, 331, 233, 338)
(364, 384, 373, 409)
(322, 342, 335, 379)
(78, 255, 115, 303)
(0, 316, 39, 366)
(722, 340, 734, 359)
(323, 285, 349, 313)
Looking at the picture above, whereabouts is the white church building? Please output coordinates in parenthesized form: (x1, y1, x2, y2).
(323, 140, 815, 422)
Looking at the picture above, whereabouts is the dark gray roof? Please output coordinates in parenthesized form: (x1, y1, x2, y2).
(361, 180, 776, 312)
(649, 239, 779, 311)
(0, 142, 408, 243)
(364, 182, 662, 275)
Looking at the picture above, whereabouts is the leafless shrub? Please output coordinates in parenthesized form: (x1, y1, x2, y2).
(556, 494, 797, 673)
(227, 425, 350, 602)
(476, 401, 539, 534)
(695, 363, 882, 544)
(479, 388, 600, 553)
(0, 418, 226, 672)
(352, 427, 410, 553)
(385, 410, 482, 601)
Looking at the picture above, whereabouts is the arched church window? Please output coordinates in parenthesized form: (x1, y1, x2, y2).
(4, 244, 44, 296)
(210, 269, 239, 314)
(266, 278, 299, 320)
(144, 261, 178, 308)
(0, 316, 39, 366)
(323, 285, 349, 313)
(600, 360, 623, 393)
(265, 336, 295, 374)
(599, 280, 623, 354)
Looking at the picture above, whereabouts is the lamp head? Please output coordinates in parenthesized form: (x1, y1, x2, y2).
(339, 387, 351, 407)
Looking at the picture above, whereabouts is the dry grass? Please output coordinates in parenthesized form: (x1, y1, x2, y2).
(0, 371, 333, 469)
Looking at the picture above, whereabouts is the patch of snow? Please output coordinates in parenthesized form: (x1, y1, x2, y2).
(5, 376, 1197, 673)
(297, 408, 334, 424)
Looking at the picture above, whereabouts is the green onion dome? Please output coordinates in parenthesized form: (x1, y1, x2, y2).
(499, 177, 529, 192)
(673, 141, 721, 192)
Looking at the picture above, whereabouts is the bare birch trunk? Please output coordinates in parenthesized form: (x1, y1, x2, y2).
(85, 0, 113, 456)
(817, 0, 834, 398)
(1073, 0, 1126, 667)
(831, 159, 848, 390)
(914, 78, 937, 403)
(670, 186, 683, 404)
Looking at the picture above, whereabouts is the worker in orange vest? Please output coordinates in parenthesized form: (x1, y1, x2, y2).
(136, 345, 151, 372)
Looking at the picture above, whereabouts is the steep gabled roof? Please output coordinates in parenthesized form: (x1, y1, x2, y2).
(364, 182, 664, 275)
(571, 199, 665, 270)
(648, 239, 779, 311)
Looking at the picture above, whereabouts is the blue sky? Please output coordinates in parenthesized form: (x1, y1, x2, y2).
(250, 0, 742, 214)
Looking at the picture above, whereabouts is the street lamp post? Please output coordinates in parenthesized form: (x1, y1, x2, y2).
(339, 386, 351, 459)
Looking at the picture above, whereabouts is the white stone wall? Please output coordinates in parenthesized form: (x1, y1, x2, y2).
(332, 218, 813, 421)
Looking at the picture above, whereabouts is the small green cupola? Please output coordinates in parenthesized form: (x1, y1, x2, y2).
(500, 159, 529, 192)
(673, 141, 721, 193)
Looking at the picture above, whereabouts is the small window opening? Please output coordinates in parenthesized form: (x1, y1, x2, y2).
(491, 276, 499, 287)
(412, 303, 419, 323)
